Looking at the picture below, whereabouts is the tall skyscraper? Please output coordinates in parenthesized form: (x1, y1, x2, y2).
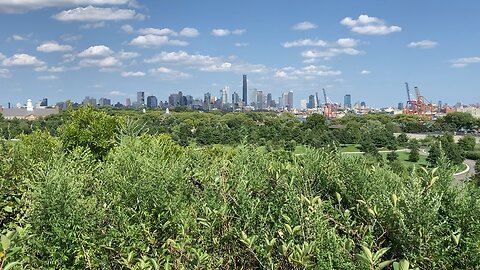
(137, 91, 145, 106)
(308, 95, 316, 109)
(232, 92, 240, 104)
(221, 86, 229, 105)
(242, 74, 248, 105)
(147, 96, 158, 108)
(266, 93, 272, 108)
(99, 97, 111, 107)
(344, 94, 352, 109)
(40, 98, 48, 107)
(126, 98, 131, 107)
(256, 90, 264, 110)
(287, 91, 294, 111)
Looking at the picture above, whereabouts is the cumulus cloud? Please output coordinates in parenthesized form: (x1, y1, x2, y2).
(130, 34, 188, 47)
(79, 56, 121, 67)
(109, 90, 127, 96)
(360, 70, 371, 75)
(211, 28, 245, 37)
(275, 65, 341, 80)
(38, 75, 58, 80)
(0, 0, 130, 13)
(407, 40, 438, 49)
(138, 27, 177, 36)
(180, 27, 199, 37)
(11, 34, 28, 41)
(301, 48, 363, 60)
(337, 38, 359, 47)
(0, 68, 11, 78)
(235, 42, 249, 47)
(78, 45, 113, 57)
(2, 53, 45, 66)
(282, 39, 327, 48)
(292, 21, 317, 30)
(145, 50, 266, 74)
(0, 53, 6, 61)
(149, 67, 190, 80)
(52, 6, 143, 22)
(121, 71, 145, 77)
(117, 50, 139, 59)
(341, 15, 401, 35)
(121, 24, 134, 33)
(450, 57, 480, 68)
(37, 41, 73, 52)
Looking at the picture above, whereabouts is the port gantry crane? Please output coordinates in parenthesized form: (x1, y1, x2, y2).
(404, 82, 436, 118)
(322, 88, 337, 119)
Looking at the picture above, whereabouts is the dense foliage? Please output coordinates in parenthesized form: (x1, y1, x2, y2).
(1, 108, 480, 269)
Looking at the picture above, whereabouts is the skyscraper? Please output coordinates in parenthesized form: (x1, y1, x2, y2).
(40, 98, 48, 107)
(147, 96, 158, 108)
(221, 86, 229, 105)
(242, 74, 248, 105)
(344, 94, 352, 109)
(137, 91, 145, 106)
(256, 90, 264, 110)
(266, 93, 272, 108)
(126, 98, 131, 107)
(287, 91, 294, 111)
(308, 95, 316, 109)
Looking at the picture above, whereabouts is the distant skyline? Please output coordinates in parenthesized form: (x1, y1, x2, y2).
(1, 0, 480, 107)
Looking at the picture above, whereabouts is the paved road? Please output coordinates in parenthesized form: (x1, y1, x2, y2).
(396, 133, 480, 143)
(454, 159, 476, 183)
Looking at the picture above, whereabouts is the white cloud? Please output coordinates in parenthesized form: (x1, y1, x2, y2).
(232, 29, 246, 35)
(80, 56, 121, 67)
(2, 53, 45, 66)
(0, 53, 5, 60)
(235, 42, 249, 47)
(78, 45, 113, 57)
(0, 0, 130, 13)
(48, 66, 67, 72)
(275, 65, 341, 80)
(52, 6, 143, 22)
(0, 68, 11, 78)
(38, 75, 58, 80)
(121, 71, 145, 77)
(211, 28, 245, 36)
(337, 38, 359, 47)
(12, 34, 27, 41)
(109, 90, 127, 96)
(37, 41, 73, 52)
(138, 27, 177, 36)
(292, 21, 317, 31)
(407, 40, 438, 49)
(121, 24, 134, 33)
(282, 39, 327, 48)
(117, 50, 139, 59)
(149, 67, 190, 80)
(450, 57, 480, 68)
(360, 70, 371, 75)
(301, 47, 363, 60)
(341, 15, 401, 35)
(80, 21, 106, 29)
(145, 50, 266, 74)
(211, 29, 230, 37)
(130, 34, 188, 47)
(180, 27, 199, 37)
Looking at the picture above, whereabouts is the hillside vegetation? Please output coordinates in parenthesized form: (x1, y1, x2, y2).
(1, 107, 480, 269)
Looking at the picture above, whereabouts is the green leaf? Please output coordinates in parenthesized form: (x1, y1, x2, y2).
(1, 235, 10, 251)
(3, 206, 13, 213)
(361, 245, 373, 262)
(373, 247, 390, 263)
(393, 259, 410, 270)
(4, 262, 21, 270)
(376, 259, 395, 270)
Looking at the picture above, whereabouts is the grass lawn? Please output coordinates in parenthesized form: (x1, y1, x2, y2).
(381, 151, 428, 167)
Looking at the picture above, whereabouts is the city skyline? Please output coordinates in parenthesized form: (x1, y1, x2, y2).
(1, 1, 480, 107)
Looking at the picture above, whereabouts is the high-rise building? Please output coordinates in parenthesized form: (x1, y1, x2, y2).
(266, 93, 272, 108)
(300, 99, 307, 110)
(40, 98, 48, 107)
(256, 90, 264, 110)
(397, 102, 404, 110)
(99, 97, 111, 107)
(168, 93, 180, 107)
(147, 96, 158, 108)
(287, 91, 294, 111)
(344, 94, 352, 109)
(221, 86, 229, 105)
(126, 98, 131, 107)
(83, 96, 96, 107)
(232, 92, 240, 104)
(242, 74, 248, 105)
(308, 95, 316, 109)
(360, 101, 366, 108)
(137, 91, 145, 106)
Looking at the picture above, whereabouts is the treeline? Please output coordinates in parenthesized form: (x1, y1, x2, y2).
(1, 107, 480, 269)
(1, 107, 478, 149)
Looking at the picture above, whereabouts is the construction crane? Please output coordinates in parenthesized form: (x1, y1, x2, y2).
(315, 92, 321, 112)
(322, 88, 337, 118)
(404, 82, 417, 114)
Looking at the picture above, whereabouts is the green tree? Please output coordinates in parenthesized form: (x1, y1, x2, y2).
(408, 139, 420, 162)
(58, 105, 117, 159)
(427, 141, 442, 166)
(387, 150, 398, 162)
(397, 133, 409, 147)
(360, 136, 381, 160)
(458, 135, 476, 152)
(303, 113, 328, 131)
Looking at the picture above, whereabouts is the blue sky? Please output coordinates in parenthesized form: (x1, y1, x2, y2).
(0, 0, 479, 107)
